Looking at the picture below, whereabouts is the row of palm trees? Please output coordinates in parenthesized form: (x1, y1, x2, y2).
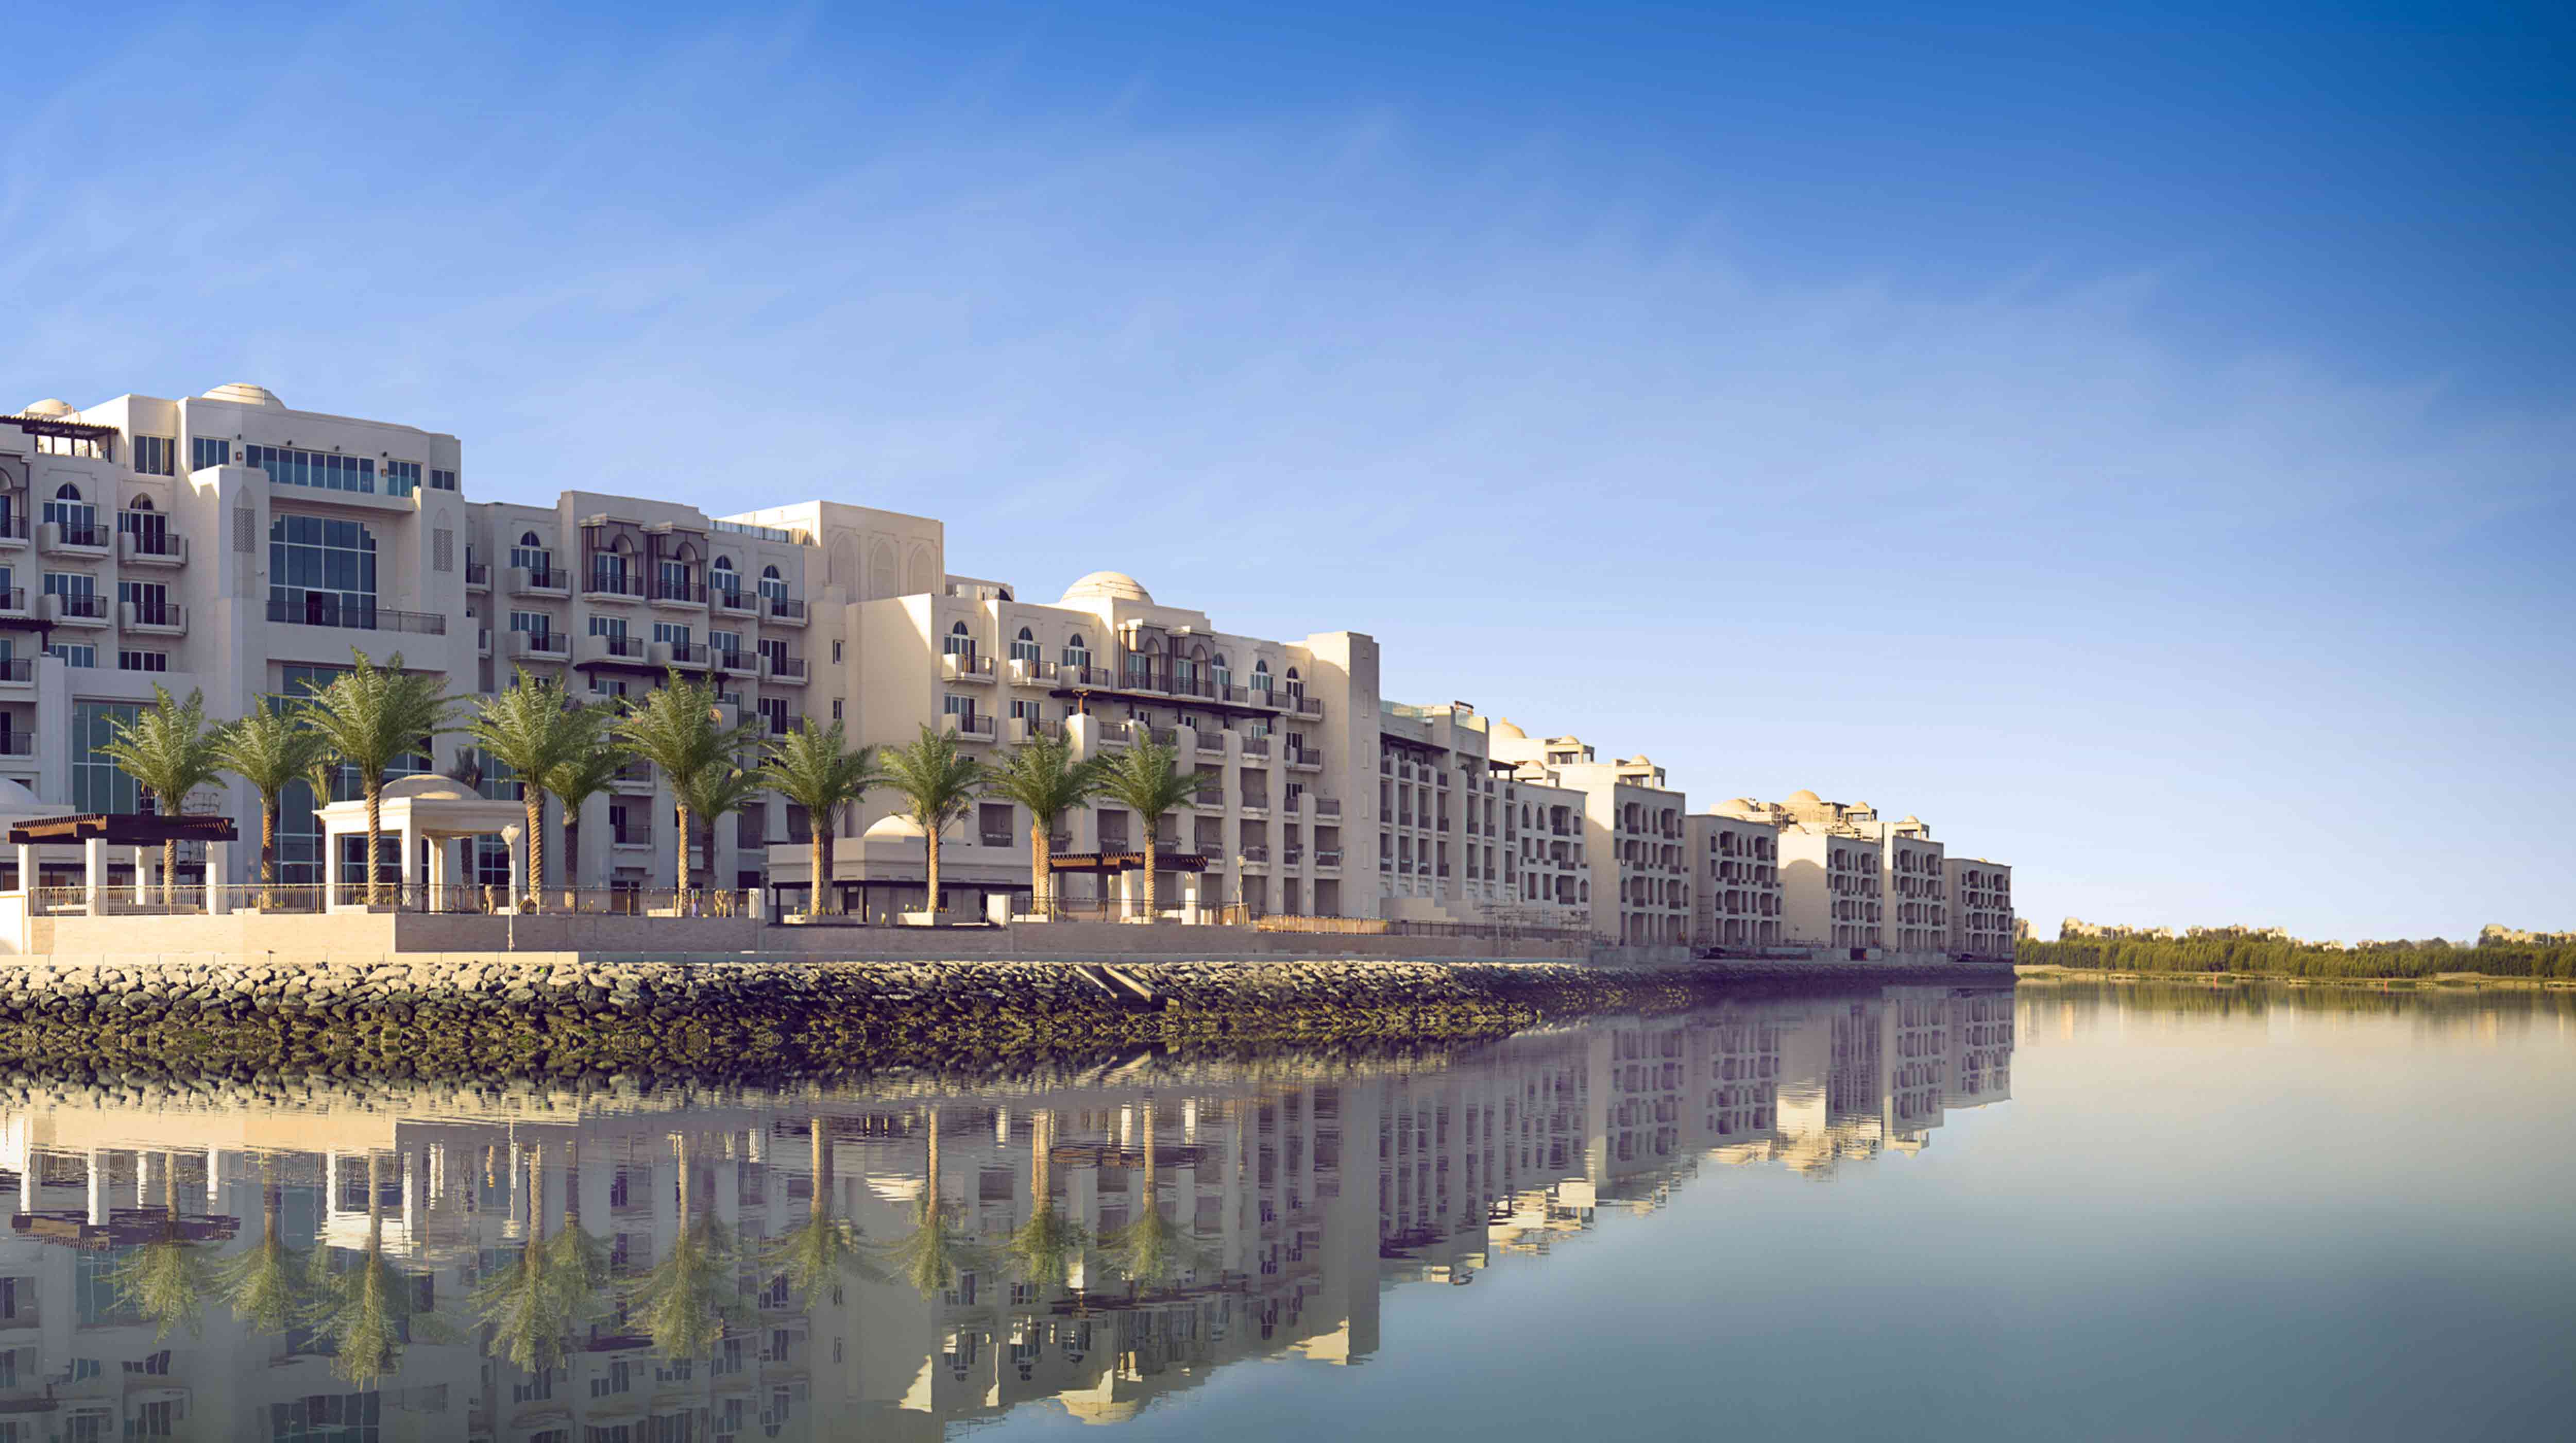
(98, 649, 1221, 916)
(109, 1103, 1206, 1387)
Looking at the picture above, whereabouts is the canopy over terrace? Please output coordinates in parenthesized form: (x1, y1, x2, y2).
(7, 806, 236, 912)
(316, 774, 524, 910)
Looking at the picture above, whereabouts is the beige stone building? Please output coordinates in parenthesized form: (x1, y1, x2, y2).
(1879, 815, 1947, 954)
(1686, 806, 1783, 950)
(1721, 792, 1885, 951)
(1945, 858, 2014, 960)
(1487, 724, 1690, 945)
(1374, 701, 1589, 932)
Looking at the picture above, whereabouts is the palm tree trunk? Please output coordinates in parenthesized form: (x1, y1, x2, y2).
(674, 801, 693, 911)
(161, 838, 177, 912)
(1139, 1102, 1157, 1219)
(364, 779, 385, 908)
(810, 1118, 829, 1227)
(810, 822, 831, 918)
(924, 1108, 942, 1216)
(1029, 818, 1050, 919)
(1138, 817, 1158, 920)
(523, 786, 545, 910)
(1031, 1111, 1053, 1216)
(563, 817, 581, 908)
(259, 797, 278, 908)
(674, 1134, 694, 1230)
(923, 822, 941, 922)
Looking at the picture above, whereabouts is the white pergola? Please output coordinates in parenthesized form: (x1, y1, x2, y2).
(317, 774, 527, 910)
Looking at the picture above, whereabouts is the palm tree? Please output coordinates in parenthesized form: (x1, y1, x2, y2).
(984, 736, 1101, 918)
(213, 701, 335, 908)
(110, 1152, 217, 1340)
(97, 686, 225, 910)
(884, 1107, 988, 1300)
(1099, 1101, 1211, 1295)
(467, 670, 607, 908)
(631, 1134, 745, 1359)
(765, 1116, 888, 1307)
(757, 722, 883, 918)
(219, 1156, 310, 1337)
(303, 1153, 448, 1385)
(1092, 740, 1218, 921)
(612, 672, 759, 904)
(545, 736, 629, 903)
(1006, 1110, 1090, 1291)
(881, 725, 989, 924)
(679, 761, 763, 910)
(473, 1143, 605, 1375)
(297, 652, 462, 905)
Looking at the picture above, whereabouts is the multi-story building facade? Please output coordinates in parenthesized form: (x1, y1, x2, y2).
(1686, 806, 1783, 950)
(1879, 814, 1948, 954)
(1487, 722, 1690, 945)
(1373, 701, 1589, 932)
(1945, 858, 2015, 960)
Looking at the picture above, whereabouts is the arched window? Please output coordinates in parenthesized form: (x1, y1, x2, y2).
(1063, 632, 1091, 672)
(1250, 659, 1273, 698)
(1173, 645, 1202, 696)
(944, 620, 974, 657)
(1284, 665, 1304, 703)
(709, 555, 739, 604)
(758, 564, 788, 605)
(117, 496, 168, 552)
(510, 531, 551, 575)
(1210, 653, 1231, 692)
(43, 483, 94, 539)
(126, 496, 154, 511)
(1010, 626, 1041, 665)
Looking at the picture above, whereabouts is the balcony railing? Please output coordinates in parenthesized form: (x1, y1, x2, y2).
(508, 629, 567, 659)
(464, 559, 490, 588)
(123, 601, 188, 632)
(41, 521, 108, 551)
(713, 584, 756, 614)
(612, 824, 655, 848)
(49, 592, 108, 622)
(119, 531, 189, 565)
(714, 647, 753, 674)
(651, 578, 706, 605)
(943, 713, 996, 741)
(0, 733, 31, 757)
(942, 651, 994, 682)
(1314, 796, 1342, 818)
(1288, 693, 1323, 718)
(510, 566, 568, 594)
(1238, 735, 1270, 758)
(659, 641, 712, 668)
(763, 653, 807, 681)
(0, 658, 30, 684)
(1239, 844, 1270, 864)
(765, 596, 807, 622)
(1007, 656, 1057, 684)
(584, 569, 643, 600)
(613, 762, 655, 789)
(1284, 746, 1321, 768)
(0, 589, 24, 617)
(978, 830, 1013, 848)
(1194, 728, 1228, 753)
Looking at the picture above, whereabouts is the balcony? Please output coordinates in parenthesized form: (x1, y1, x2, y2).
(1007, 656, 1057, 686)
(583, 569, 643, 603)
(124, 603, 189, 636)
(613, 762, 655, 792)
(1238, 734, 1271, 759)
(612, 822, 655, 849)
(46, 592, 109, 627)
(1147, 726, 1179, 747)
(464, 557, 490, 591)
(1239, 798, 1271, 819)
(1009, 715, 1063, 744)
(0, 732, 31, 763)
(652, 640, 713, 670)
(509, 565, 569, 597)
(761, 653, 808, 685)
(476, 626, 493, 658)
(1062, 664, 1117, 688)
(0, 589, 28, 624)
(1284, 746, 1322, 771)
(764, 595, 808, 626)
(118, 531, 189, 567)
(650, 578, 707, 609)
(1239, 844, 1270, 867)
(941, 651, 994, 684)
(0, 515, 24, 549)
(1313, 796, 1342, 819)
(977, 828, 1014, 848)
(507, 629, 568, 661)
(577, 632, 648, 668)
(712, 585, 758, 617)
(1092, 719, 1137, 747)
(1118, 665, 1167, 695)
(1284, 847, 1304, 866)
(1315, 849, 1342, 869)
(38, 521, 110, 557)
(0, 657, 27, 689)
(715, 647, 755, 677)
(1194, 729, 1229, 756)
(1287, 693, 1323, 719)
(941, 712, 997, 743)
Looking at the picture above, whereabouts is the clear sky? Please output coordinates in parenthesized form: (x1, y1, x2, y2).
(4, 2, 2568, 941)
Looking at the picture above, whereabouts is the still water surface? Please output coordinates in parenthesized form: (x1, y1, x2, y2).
(4, 981, 2570, 1440)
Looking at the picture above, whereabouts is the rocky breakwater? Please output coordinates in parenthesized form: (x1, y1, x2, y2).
(0, 957, 1735, 1084)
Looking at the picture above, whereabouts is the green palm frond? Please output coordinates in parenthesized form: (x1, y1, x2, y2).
(882, 1202, 992, 1302)
(632, 1214, 747, 1360)
(611, 670, 759, 797)
(985, 735, 1102, 827)
(218, 1233, 310, 1336)
(882, 725, 989, 837)
(474, 1239, 606, 1375)
(468, 670, 609, 899)
(1006, 1211, 1092, 1290)
(1099, 1209, 1214, 1294)
(111, 1232, 219, 1341)
(766, 1217, 890, 1306)
(99, 684, 224, 815)
(758, 723, 883, 832)
(1092, 739, 1217, 826)
(297, 650, 464, 785)
(543, 735, 631, 893)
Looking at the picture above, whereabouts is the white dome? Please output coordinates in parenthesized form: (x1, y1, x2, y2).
(199, 382, 283, 408)
(381, 774, 473, 803)
(1490, 717, 1528, 741)
(21, 399, 74, 417)
(1061, 571, 1153, 604)
(862, 813, 926, 842)
(1787, 788, 1822, 803)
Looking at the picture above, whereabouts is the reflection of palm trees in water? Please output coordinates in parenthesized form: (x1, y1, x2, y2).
(1101, 1100, 1214, 1296)
(766, 1116, 888, 1306)
(632, 1133, 747, 1359)
(218, 1155, 309, 1337)
(473, 1142, 608, 1374)
(111, 1151, 217, 1340)
(1007, 1110, 1091, 1291)
(886, 1106, 991, 1300)
(302, 1153, 449, 1386)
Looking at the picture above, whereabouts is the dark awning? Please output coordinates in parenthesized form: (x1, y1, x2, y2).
(1046, 849, 1210, 874)
(7, 812, 239, 846)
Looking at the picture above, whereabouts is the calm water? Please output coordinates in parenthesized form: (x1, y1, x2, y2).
(5, 980, 2571, 1441)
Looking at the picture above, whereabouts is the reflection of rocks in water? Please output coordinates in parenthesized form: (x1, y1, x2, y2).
(0, 987, 2015, 1436)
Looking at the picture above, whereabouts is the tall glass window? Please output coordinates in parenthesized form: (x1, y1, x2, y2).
(509, 531, 551, 573)
(41, 484, 96, 545)
(383, 460, 421, 496)
(189, 437, 232, 472)
(268, 515, 377, 628)
(758, 566, 788, 605)
(1010, 628, 1041, 664)
(710, 557, 739, 603)
(71, 701, 142, 813)
(244, 444, 376, 494)
(1063, 634, 1090, 670)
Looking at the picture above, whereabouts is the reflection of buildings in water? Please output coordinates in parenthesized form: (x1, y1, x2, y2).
(0, 988, 2015, 1438)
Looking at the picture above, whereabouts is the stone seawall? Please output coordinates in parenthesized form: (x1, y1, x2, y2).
(0, 956, 2013, 1083)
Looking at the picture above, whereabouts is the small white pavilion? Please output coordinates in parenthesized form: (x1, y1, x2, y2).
(316, 774, 526, 910)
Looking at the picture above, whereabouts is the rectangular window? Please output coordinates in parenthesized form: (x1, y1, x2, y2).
(588, 616, 627, 639)
(382, 460, 421, 496)
(652, 622, 692, 646)
(130, 435, 175, 476)
(710, 628, 741, 662)
(48, 643, 96, 668)
(71, 701, 139, 810)
(509, 540, 551, 572)
(509, 610, 552, 640)
(429, 467, 458, 491)
(116, 650, 168, 673)
(758, 697, 791, 736)
(266, 513, 377, 627)
(244, 443, 376, 494)
(189, 437, 231, 471)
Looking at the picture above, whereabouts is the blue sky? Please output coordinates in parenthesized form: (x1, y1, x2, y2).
(4, 2, 2569, 939)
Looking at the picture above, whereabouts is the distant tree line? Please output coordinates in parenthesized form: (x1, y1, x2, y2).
(2018, 936, 2576, 980)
